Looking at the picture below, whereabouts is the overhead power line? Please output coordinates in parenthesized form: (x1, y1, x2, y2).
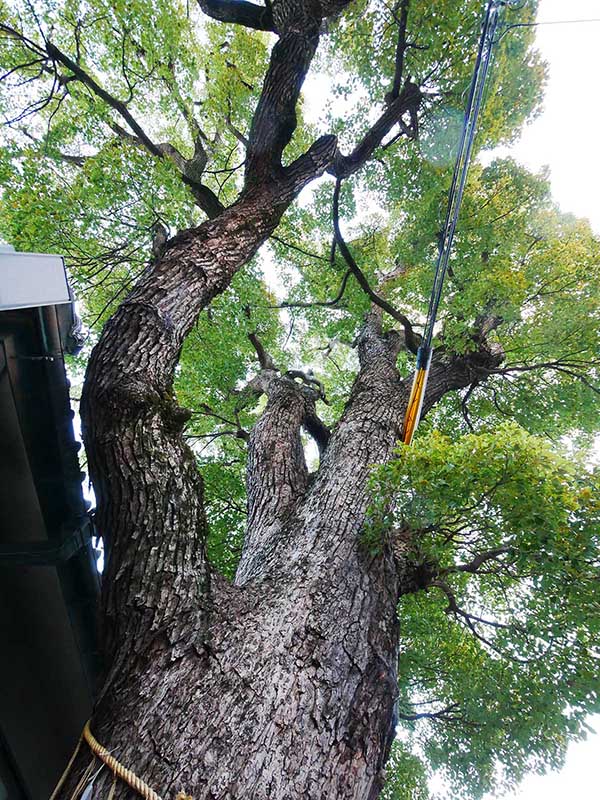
(496, 17, 600, 41)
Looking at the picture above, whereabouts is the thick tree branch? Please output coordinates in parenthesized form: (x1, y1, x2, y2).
(279, 133, 339, 195)
(283, 322, 505, 601)
(107, 126, 225, 219)
(247, 331, 276, 371)
(0, 22, 47, 59)
(108, 121, 185, 167)
(234, 317, 333, 584)
(303, 408, 331, 454)
(245, 321, 330, 447)
(197, 0, 355, 34)
(332, 81, 422, 178)
(285, 370, 328, 406)
(245, 30, 319, 182)
(213, 0, 358, 188)
(420, 343, 505, 423)
(389, 0, 410, 101)
(244, 0, 345, 183)
(186, 182, 225, 218)
(473, 302, 504, 339)
(460, 381, 478, 431)
(237, 371, 323, 584)
(441, 547, 514, 576)
(197, 0, 275, 31)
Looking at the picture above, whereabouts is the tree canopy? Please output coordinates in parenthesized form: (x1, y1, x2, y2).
(1, 0, 599, 797)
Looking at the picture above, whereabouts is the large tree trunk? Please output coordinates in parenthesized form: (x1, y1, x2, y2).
(66, 278, 501, 799)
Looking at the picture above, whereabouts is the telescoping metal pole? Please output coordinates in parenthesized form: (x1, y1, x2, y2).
(400, 0, 506, 445)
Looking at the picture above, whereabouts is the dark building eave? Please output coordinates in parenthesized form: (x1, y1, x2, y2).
(0, 298, 100, 798)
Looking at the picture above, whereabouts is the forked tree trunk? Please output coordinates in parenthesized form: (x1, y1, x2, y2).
(55, 2, 503, 793)
(65, 233, 500, 799)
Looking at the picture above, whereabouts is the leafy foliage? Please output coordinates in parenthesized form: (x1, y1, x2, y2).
(372, 424, 600, 796)
(1, 0, 599, 797)
(381, 741, 430, 800)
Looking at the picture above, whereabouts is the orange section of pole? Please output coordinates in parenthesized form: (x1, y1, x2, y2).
(401, 346, 433, 445)
(401, 369, 426, 445)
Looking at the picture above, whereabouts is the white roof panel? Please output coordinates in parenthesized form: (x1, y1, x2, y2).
(0, 252, 71, 311)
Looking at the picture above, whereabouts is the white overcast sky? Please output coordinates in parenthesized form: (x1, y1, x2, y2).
(492, 0, 600, 235)
(489, 2, 600, 797)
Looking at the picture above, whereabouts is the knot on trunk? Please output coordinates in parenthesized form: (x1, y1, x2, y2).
(355, 312, 405, 369)
(388, 528, 438, 596)
(96, 374, 163, 414)
(163, 400, 193, 431)
(463, 336, 505, 377)
(272, 0, 322, 34)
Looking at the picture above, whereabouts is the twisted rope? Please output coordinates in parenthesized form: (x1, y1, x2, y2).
(83, 721, 165, 800)
(50, 720, 192, 800)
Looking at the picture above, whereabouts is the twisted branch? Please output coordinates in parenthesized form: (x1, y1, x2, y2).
(332, 178, 420, 354)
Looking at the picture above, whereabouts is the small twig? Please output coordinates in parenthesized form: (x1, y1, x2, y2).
(397, 702, 462, 722)
(274, 269, 351, 311)
(270, 234, 331, 264)
(332, 178, 420, 354)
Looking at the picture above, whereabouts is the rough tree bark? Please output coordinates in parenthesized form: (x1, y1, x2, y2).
(58, 1, 504, 797)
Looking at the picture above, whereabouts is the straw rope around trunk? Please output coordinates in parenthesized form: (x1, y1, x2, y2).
(49, 720, 193, 800)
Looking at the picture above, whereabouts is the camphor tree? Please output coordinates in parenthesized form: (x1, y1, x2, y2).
(1, 0, 599, 797)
